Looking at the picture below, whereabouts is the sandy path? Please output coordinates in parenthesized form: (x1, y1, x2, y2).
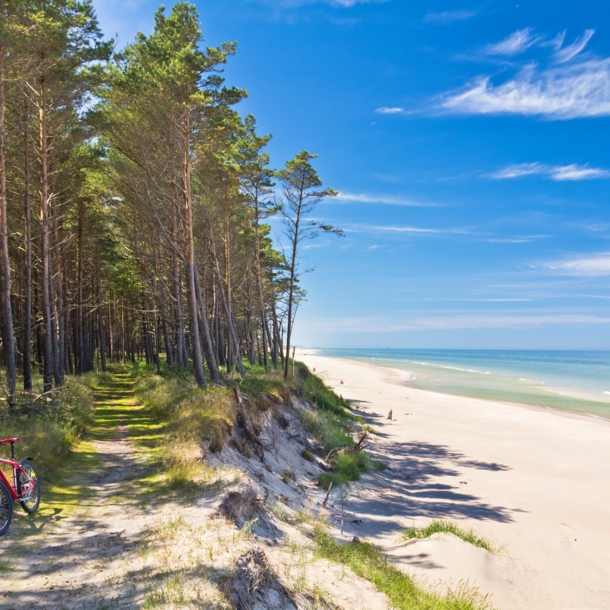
(0, 373, 156, 608)
(298, 351, 610, 610)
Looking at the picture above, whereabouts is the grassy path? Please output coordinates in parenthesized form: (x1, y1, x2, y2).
(0, 370, 164, 609)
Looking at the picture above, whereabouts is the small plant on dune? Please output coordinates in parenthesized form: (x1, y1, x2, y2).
(319, 451, 369, 490)
(402, 520, 497, 553)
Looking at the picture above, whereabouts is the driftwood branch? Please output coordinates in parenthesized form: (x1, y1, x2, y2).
(234, 386, 263, 447)
(324, 432, 369, 462)
(322, 481, 333, 508)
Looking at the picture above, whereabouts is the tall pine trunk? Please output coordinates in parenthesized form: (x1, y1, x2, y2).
(0, 48, 15, 405)
(182, 110, 206, 387)
(39, 72, 54, 392)
(22, 99, 33, 391)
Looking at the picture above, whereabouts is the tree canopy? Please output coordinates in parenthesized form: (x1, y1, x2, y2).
(0, 1, 337, 402)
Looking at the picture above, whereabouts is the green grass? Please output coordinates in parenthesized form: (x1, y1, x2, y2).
(298, 367, 360, 422)
(313, 528, 493, 610)
(319, 451, 371, 489)
(133, 361, 382, 493)
(292, 363, 382, 489)
(402, 520, 497, 553)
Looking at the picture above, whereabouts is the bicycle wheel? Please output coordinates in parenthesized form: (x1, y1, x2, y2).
(17, 460, 40, 514)
(0, 480, 13, 536)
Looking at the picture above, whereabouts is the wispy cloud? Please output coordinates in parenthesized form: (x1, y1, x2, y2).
(304, 314, 610, 332)
(481, 237, 541, 243)
(335, 192, 436, 206)
(543, 253, 610, 277)
(342, 223, 472, 236)
(487, 163, 610, 181)
(486, 163, 545, 179)
(485, 28, 538, 56)
(440, 29, 610, 119)
(375, 106, 407, 114)
(554, 29, 595, 63)
(424, 10, 477, 24)
(344, 224, 441, 234)
(261, 0, 383, 8)
(549, 164, 610, 180)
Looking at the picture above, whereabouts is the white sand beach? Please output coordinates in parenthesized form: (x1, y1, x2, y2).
(298, 350, 610, 610)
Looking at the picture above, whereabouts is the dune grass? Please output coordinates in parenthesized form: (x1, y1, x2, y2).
(402, 520, 497, 553)
(131, 360, 382, 492)
(314, 528, 493, 610)
(292, 363, 384, 489)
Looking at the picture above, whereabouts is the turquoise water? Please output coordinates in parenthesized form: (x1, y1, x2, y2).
(309, 349, 610, 419)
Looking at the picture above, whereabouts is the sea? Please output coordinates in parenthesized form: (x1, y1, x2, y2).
(308, 349, 610, 420)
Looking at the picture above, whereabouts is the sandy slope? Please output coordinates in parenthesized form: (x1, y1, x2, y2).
(298, 350, 610, 610)
(0, 372, 390, 609)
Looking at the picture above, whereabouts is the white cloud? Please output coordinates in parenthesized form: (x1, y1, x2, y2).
(487, 162, 610, 181)
(424, 10, 477, 24)
(486, 163, 545, 179)
(375, 106, 406, 114)
(440, 28, 610, 119)
(544, 253, 610, 277)
(266, 0, 382, 7)
(303, 314, 610, 333)
(482, 238, 535, 243)
(335, 192, 435, 206)
(541, 31, 567, 51)
(342, 223, 472, 235)
(549, 164, 610, 180)
(344, 223, 441, 234)
(554, 29, 595, 63)
(485, 28, 538, 56)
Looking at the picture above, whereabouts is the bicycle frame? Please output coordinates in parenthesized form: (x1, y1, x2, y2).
(0, 460, 21, 501)
(0, 441, 32, 502)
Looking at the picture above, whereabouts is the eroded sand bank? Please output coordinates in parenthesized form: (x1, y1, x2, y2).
(298, 350, 610, 610)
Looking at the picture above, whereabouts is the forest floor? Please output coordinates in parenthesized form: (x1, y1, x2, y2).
(0, 370, 390, 610)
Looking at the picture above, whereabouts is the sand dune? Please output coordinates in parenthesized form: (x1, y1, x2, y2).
(298, 351, 610, 610)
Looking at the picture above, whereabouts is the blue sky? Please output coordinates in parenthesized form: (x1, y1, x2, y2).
(93, 0, 610, 349)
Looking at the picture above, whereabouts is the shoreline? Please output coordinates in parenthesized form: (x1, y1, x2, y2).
(307, 350, 610, 422)
(297, 349, 610, 610)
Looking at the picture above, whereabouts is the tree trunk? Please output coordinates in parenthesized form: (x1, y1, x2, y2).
(96, 254, 107, 372)
(22, 98, 32, 391)
(39, 72, 54, 392)
(0, 49, 15, 405)
(182, 110, 206, 387)
(194, 252, 220, 382)
(208, 226, 245, 377)
(284, 197, 301, 380)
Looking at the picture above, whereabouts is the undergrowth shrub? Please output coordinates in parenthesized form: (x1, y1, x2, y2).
(319, 451, 370, 489)
(0, 373, 98, 480)
(301, 409, 353, 454)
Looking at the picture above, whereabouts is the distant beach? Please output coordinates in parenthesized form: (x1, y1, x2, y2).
(298, 349, 610, 610)
(307, 348, 610, 419)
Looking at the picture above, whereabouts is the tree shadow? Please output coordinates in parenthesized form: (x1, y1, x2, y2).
(337, 438, 520, 544)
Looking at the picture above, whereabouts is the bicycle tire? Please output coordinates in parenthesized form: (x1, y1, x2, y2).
(0, 480, 13, 536)
(17, 459, 40, 514)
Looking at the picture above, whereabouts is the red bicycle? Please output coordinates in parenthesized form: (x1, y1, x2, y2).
(0, 436, 41, 536)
